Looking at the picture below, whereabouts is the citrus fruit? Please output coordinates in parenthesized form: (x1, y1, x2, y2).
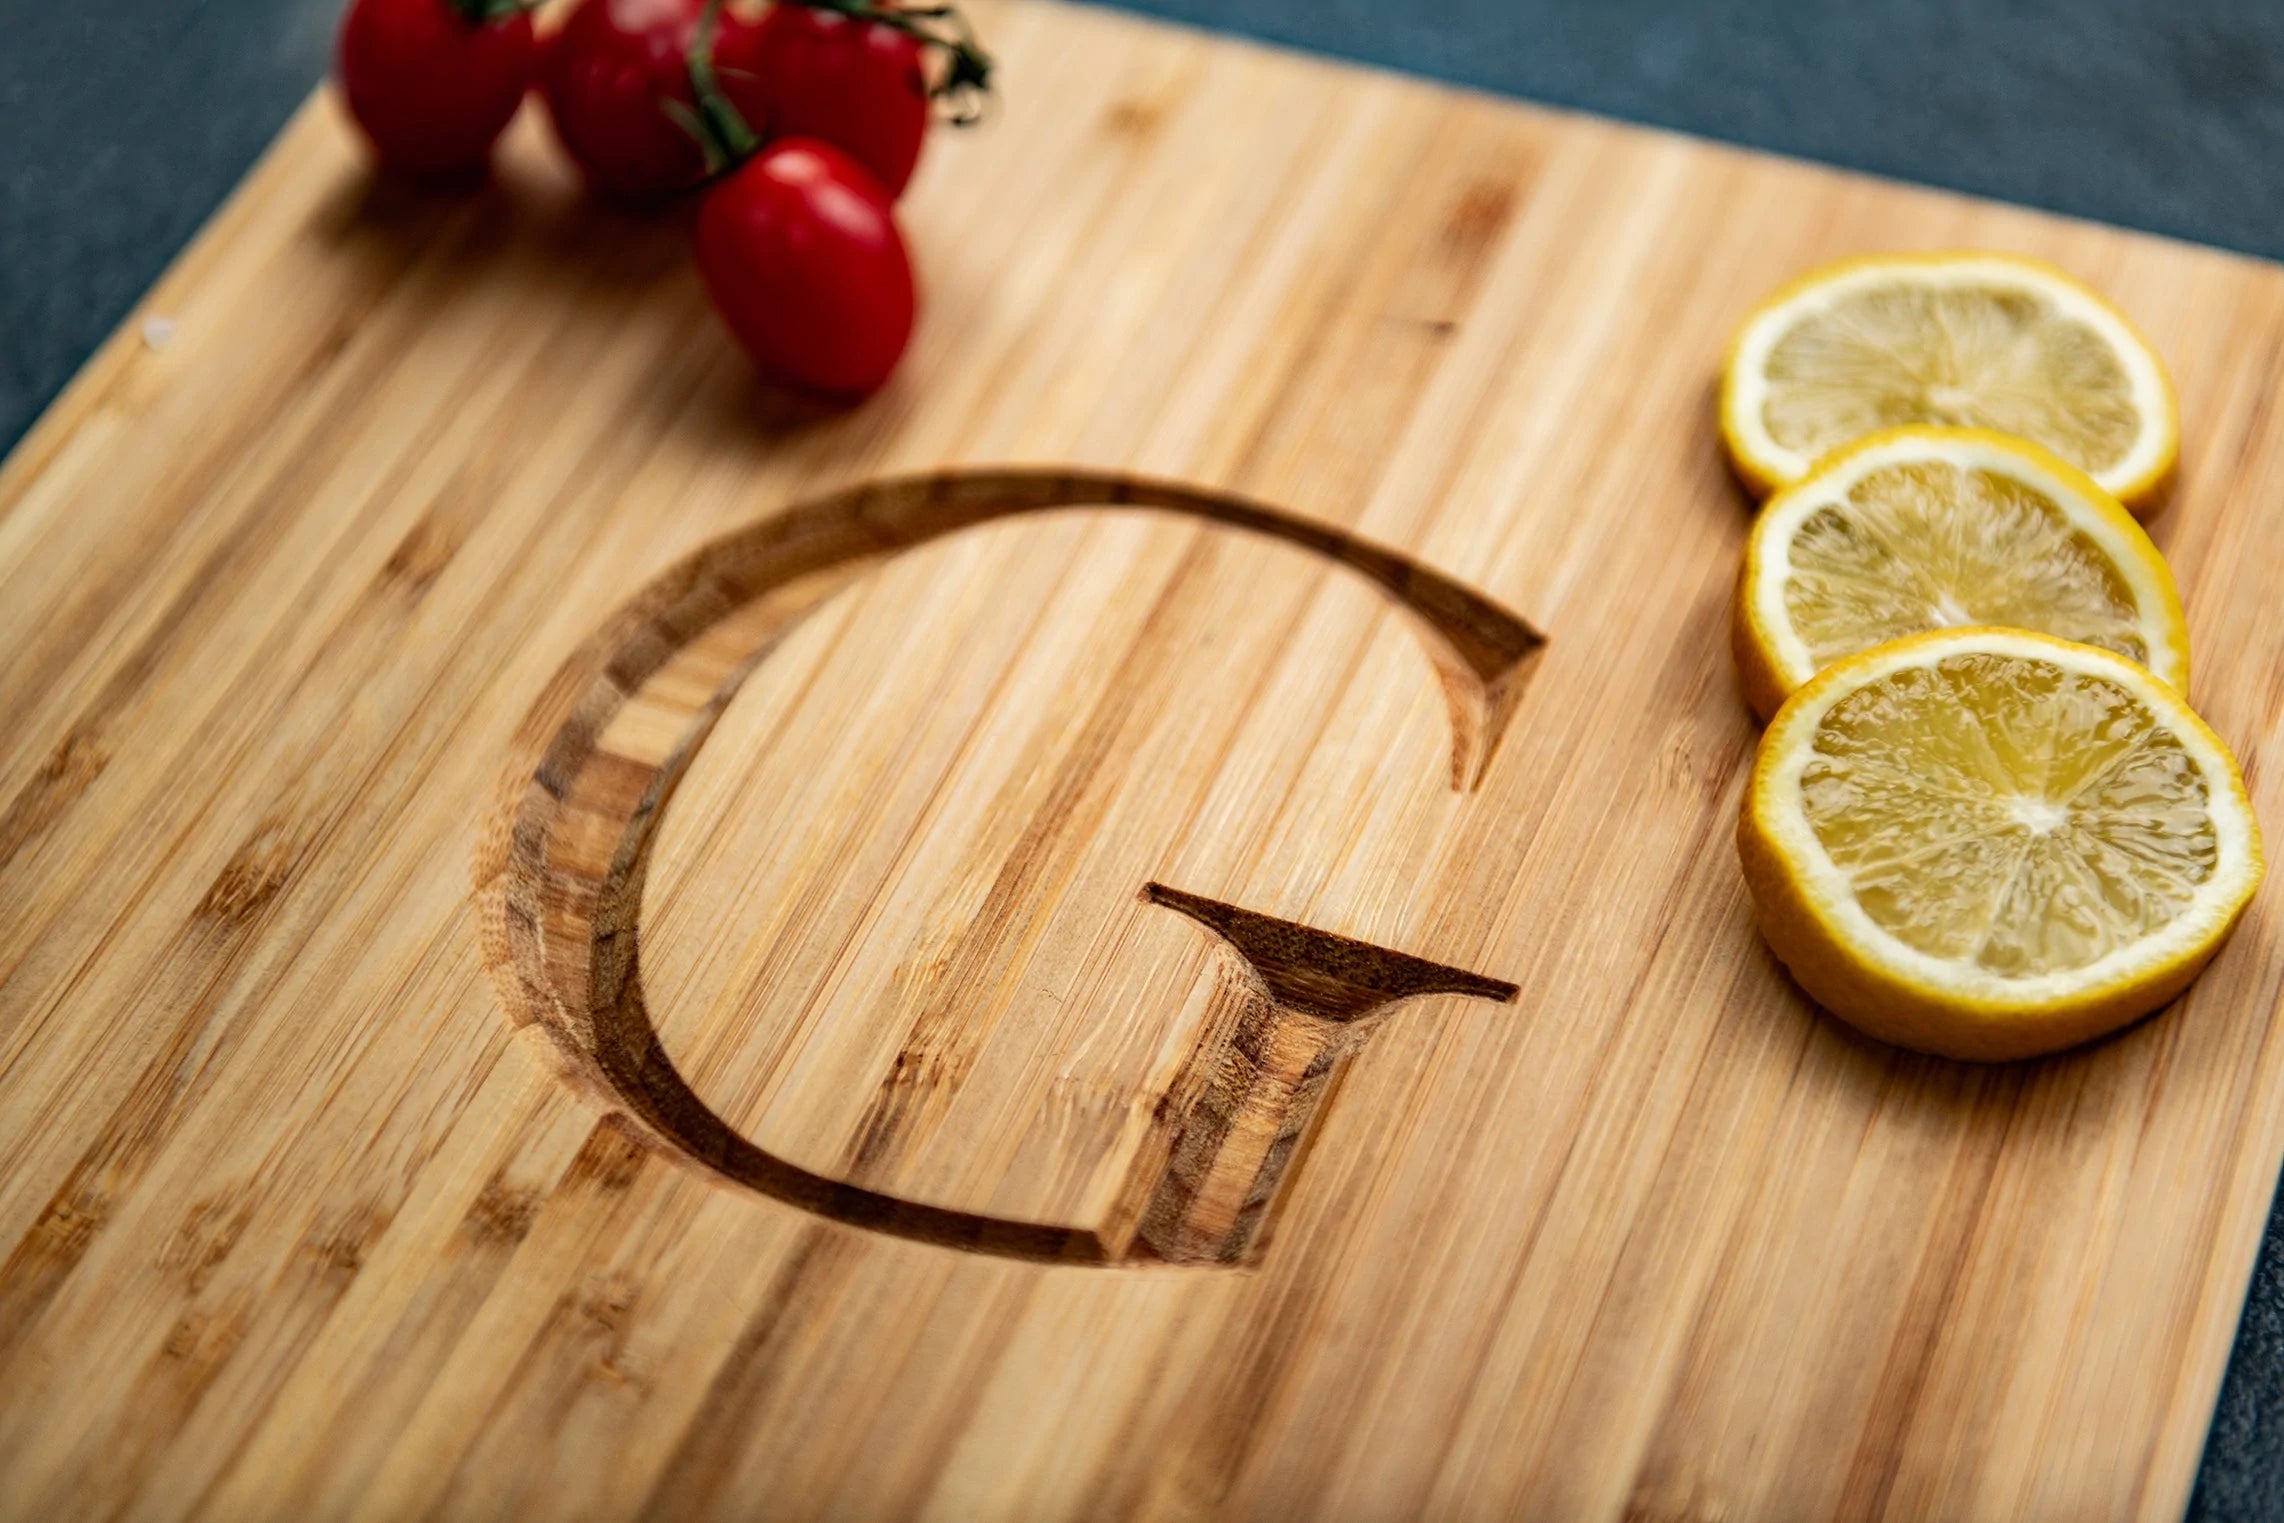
(1721, 252, 2178, 513)
(1734, 427, 2188, 719)
(1740, 628, 2262, 1060)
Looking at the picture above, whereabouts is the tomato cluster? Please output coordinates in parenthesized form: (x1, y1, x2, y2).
(334, 0, 990, 398)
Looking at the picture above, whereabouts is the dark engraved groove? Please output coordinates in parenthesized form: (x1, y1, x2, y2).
(476, 467, 1536, 1264)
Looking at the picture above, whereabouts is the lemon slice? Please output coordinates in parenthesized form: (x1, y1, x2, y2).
(1721, 253, 2178, 513)
(1740, 628, 2262, 1060)
(1734, 427, 2188, 719)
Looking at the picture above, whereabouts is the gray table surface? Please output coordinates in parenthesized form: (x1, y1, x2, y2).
(4, 0, 2283, 1513)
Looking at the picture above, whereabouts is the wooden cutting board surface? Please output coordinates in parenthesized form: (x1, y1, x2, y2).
(7, 4, 2284, 1517)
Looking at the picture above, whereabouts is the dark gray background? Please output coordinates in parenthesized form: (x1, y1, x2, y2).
(3, 0, 2283, 1513)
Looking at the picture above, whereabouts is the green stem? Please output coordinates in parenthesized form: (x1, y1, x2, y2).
(685, 0, 764, 171)
(446, 0, 540, 25)
(789, 0, 995, 122)
(678, 0, 997, 178)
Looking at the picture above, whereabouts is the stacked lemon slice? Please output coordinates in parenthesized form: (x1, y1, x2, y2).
(1721, 253, 2178, 511)
(1720, 254, 2262, 1061)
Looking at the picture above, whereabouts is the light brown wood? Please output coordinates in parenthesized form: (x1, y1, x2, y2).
(3, 4, 2284, 1517)
(490, 466, 1535, 1267)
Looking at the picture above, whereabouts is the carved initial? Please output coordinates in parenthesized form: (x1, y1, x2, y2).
(479, 469, 1539, 1266)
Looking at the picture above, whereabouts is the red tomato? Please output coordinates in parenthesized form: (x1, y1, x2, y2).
(539, 0, 769, 198)
(747, 4, 930, 199)
(695, 139, 916, 397)
(336, 0, 536, 177)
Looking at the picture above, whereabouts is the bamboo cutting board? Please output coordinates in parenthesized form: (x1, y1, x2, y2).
(6, 3, 2284, 1517)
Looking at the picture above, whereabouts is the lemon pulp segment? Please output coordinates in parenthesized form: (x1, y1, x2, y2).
(1762, 281, 2139, 476)
(1793, 463, 2138, 657)
(1741, 630, 2262, 1059)
(1800, 649, 2214, 978)
(1736, 429, 2188, 716)
(1722, 254, 2177, 508)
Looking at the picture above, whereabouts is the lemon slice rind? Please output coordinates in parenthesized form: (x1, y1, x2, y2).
(1734, 427, 2190, 719)
(1721, 252, 2179, 512)
(1741, 628, 2262, 1060)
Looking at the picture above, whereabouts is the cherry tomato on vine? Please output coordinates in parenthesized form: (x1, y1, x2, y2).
(336, 0, 536, 177)
(538, 0, 770, 198)
(694, 138, 916, 397)
(746, 4, 930, 199)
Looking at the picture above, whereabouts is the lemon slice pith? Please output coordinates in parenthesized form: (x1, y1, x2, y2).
(1740, 628, 2262, 1060)
(1721, 252, 2179, 513)
(1734, 427, 2189, 719)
